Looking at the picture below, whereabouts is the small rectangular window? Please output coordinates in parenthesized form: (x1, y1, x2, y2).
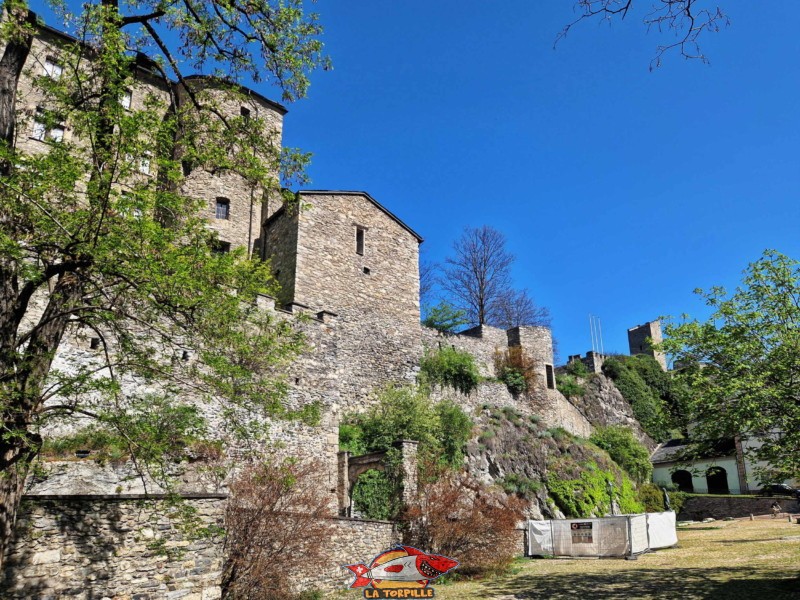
(212, 241, 231, 255)
(44, 57, 63, 79)
(32, 118, 47, 141)
(215, 197, 230, 220)
(545, 364, 555, 390)
(355, 226, 365, 255)
(120, 90, 132, 110)
(138, 152, 151, 175)
(240, 106, 251, 120)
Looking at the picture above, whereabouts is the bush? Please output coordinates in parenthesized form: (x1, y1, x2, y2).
(494, 347, 537, 394)
(590, 425, 653, 484)
(547, 461, 643, 518)
(352, 469, 397, 520)
(404, 469, 525, 576)
(498, 474, 542, 499)
(224, 459, 334, 599)
(565, 359, 590, 378)
(637, 482, 666, 512)
(602, 357, 671, 440)
(556, 373, 585, 398)
(435, 400, 474, 469)
(420, 346, 481, 394)
(341, 387, 473, 466)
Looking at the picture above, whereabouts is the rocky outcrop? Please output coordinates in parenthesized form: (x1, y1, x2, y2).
(561, 374, 655, 450)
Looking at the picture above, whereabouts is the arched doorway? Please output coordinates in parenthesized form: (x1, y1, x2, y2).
(671, 470, 694, 493)
(706, 466, 730, 495)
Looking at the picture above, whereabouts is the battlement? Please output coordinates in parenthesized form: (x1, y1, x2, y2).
(567, 351, 605, 374)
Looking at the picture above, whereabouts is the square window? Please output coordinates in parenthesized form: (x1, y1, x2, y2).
(32, 109, 64, 142)
(240, 106, 251, 120)
(44, 57, 63, 79)
(215, 197, 230, 220)
(121, 90, 132, 110)
(49, 126, 64, 143)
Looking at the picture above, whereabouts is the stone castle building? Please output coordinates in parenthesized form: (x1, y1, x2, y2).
(628, 320, 667, 370)
(3, 20, 648, 598)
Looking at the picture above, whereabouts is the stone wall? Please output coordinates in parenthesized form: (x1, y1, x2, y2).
(2, 495, 399, 597)
(2, 496, 226, 600)
(677, 495, 800, 521)
(286, 191, 424, 406)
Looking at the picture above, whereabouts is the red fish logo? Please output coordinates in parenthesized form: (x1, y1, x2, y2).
(344, 545, 458, 597)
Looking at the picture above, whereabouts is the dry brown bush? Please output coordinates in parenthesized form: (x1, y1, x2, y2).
(222, 459, 334, 599)
(403, 465, 525, 576)
(494, 346, 539, 392)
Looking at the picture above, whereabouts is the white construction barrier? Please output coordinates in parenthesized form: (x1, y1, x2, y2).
(646, 511, 678, 549)
(527, 512, 677, 558)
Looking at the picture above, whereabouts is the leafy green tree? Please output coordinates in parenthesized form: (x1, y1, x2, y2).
(661, 250, 800, 484)
(0, 0, 326, 566)
(421, 301, 468, 333)
(602, 357, 671, 440)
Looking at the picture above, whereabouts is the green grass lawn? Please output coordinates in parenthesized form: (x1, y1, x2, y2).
(337, 518, 800, 599)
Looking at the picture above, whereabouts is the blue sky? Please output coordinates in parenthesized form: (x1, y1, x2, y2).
(279, 1, 800, 361)
(35, 1, 800, 362)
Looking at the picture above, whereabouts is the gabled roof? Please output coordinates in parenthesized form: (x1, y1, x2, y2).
(651, 438, 736, 464)
(299, 190, 423, 243)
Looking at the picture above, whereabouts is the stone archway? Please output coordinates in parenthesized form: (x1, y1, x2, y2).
(706, 466, 729, 495)
(671, 469, 694, 493)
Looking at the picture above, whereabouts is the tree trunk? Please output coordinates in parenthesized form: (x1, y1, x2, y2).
(0, 435, 38, 570)
(0, 6, 34, 176)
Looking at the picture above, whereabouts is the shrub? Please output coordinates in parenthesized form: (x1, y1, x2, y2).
(352, 469, 398, 520)
(602, 357, 670, 440)
(547, 461, 643, 518)
(404, 468, 525, 576)
(435, 400, 474, 469)
(338, 422, 367, 455)
(637, 482, 666, 512)
(420, 346, 481, 394)
(565, 359, 590, 378)
(494, 347, 537, 394)
(339, 386, 473, 475)
(498, 474, 542, 499)
(590, 425, 653, 484)
(556, 373, 585, 398)
(224, 459, 334, 599)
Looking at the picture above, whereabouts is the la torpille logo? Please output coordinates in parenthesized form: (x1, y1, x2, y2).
(343, 545, 458, 598)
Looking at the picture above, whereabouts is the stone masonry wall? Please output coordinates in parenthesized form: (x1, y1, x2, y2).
(263, 207, 300, 305)
(290, 192, 423, 406)
(677, 495, 800, 521)
(2, 496, 226, 600)
(2, 496, 398, 598)
(627, 321, 667, 370)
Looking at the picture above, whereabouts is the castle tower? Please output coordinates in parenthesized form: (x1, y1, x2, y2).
(507, 325, 556, 391)
(627, 320, 667, 370)
(263, 191, 423, 403)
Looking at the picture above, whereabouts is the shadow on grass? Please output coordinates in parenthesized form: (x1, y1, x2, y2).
(476, 566, 800, 599)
